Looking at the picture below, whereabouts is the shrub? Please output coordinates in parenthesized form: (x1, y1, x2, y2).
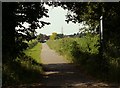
(47, 33, 120, 82)
(24, 39, 38, 49)
(3, 43, 43, 86)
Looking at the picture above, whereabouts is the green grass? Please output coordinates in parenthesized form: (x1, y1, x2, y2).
(24, 43, 42, 63)
(3, 42, 43, 86)
(47, 36, 120, 83)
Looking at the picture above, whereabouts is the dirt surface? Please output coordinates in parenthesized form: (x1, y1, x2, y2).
(40, 43, 119, 88)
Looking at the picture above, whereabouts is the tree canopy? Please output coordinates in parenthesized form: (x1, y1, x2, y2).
(46, 2, 120, 71)
(47, 2, 120, 48)
(2, 2, 50, 62)
(3, 2, 120, 62)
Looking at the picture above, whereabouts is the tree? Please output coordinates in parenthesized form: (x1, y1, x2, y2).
(2, 2, 50, 62)
(50, 32, 57, 40)
(46, 2, 120, 76)
(47, 2, 120, 50)
(47, 2, 120, 34)
(37, 33, 44, 41)
(37, 33, 49, 42)
(56, 33, 64, 39)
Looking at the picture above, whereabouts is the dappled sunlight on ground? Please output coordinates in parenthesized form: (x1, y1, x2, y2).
(42, 63, 94, 87)
(41, 63, 119, 88)
(40, 43, 120, 88)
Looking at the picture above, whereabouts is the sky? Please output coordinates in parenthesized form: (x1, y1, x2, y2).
(35, 5, 83, 36)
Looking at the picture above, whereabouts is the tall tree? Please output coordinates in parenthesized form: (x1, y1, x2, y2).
(2, 2, 50, 62)
(47, 2, 120, 33)
(50, 32, 57, 40)
(46, 2, 120, 74)
(47, 2, 120, 52)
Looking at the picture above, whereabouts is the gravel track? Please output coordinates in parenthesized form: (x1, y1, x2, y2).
(40, 43, 119, 88)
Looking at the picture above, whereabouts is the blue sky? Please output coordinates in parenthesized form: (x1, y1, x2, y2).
(36, 5, 83, 35)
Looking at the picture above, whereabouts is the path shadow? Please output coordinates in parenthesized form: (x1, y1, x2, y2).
(2, 54, 45, 88)
(42, 63, 94, 87)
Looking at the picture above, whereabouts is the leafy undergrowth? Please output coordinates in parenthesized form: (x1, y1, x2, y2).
(24, 39, 38, 49)
(3, 43, 43, 87)
(47, 34, 120, 83)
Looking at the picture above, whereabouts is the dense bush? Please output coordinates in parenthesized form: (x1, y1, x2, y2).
(76, 33, 100, 54)
(48, 35, 97, 68)
(104, 40, 120, 82)
(47, 33, 100, 64)
(2, 43, 43, 86)
(3, 55, 43, 86)
(47, 33, 120, 82)
(25, 39, 38, 49)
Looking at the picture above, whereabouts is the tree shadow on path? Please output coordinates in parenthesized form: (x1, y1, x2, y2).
(41, 63, 100, 88)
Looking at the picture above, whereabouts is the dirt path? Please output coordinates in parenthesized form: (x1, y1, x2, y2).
(40, 43, 119, 88)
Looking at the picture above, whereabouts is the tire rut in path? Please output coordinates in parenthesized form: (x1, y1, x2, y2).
(40, 43, 118, 88)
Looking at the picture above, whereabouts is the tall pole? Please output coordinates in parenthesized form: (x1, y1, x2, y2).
(100, 16, 103, 58)
(100, 16, 103, 41)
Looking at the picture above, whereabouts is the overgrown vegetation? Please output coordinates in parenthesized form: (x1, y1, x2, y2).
(24, 39, 38, 49)
(46, 2, 120, 83)
(2, 41, 43, 86)
(47, 33, 120, 83)
(24, 43, 42, 63)
(2, 3, 49, 86)
(2, 2, 120, 86)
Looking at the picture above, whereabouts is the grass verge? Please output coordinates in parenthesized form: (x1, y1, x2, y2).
(47, 37, 120, 83)
(24, 43, 42, 63)
(3, 43, 43, 87)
